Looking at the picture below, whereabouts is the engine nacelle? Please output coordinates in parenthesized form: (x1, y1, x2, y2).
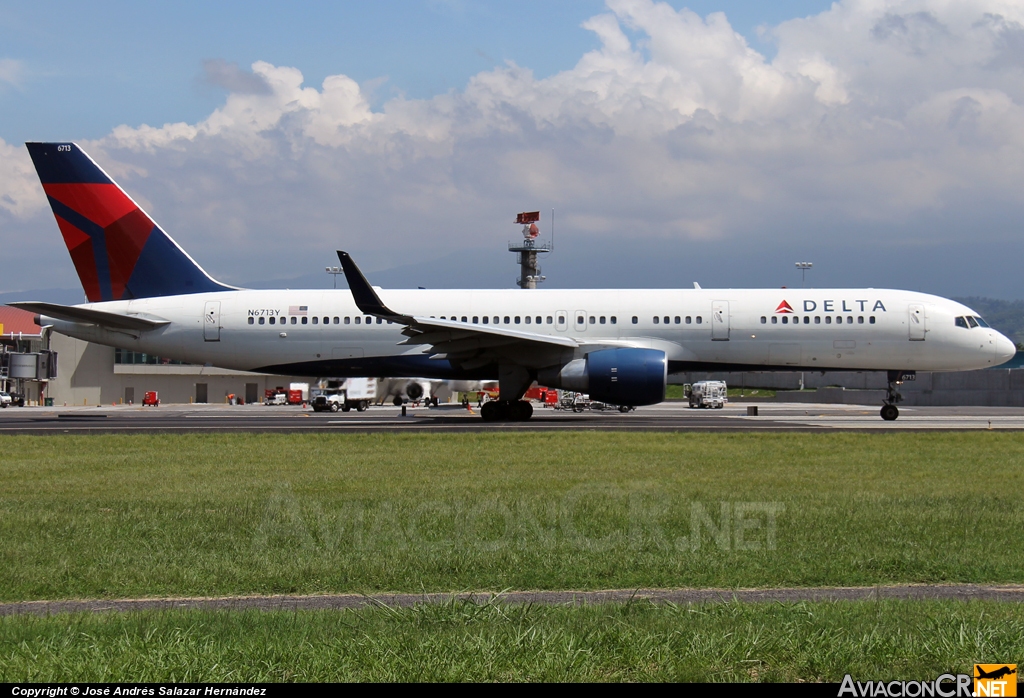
(538, 348, 667, 406)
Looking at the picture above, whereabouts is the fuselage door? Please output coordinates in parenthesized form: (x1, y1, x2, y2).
(574, 310, 587, 332)
(908, 303, 926, 341)
(711, 300, 730, 341)
(204, 301, 221, 342)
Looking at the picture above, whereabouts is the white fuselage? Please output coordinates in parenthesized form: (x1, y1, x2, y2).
(42, 287, 1016, 377)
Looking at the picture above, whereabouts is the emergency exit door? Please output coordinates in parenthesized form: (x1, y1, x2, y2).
(204, 301, 221, 342)
(711, 301, 730, 341)
(908, 303, 926, 341)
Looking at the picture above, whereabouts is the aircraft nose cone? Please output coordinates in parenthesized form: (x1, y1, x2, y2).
(994, 333, 1017, 365)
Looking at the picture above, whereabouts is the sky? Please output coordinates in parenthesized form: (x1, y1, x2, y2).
(2, 0, 1024, 300)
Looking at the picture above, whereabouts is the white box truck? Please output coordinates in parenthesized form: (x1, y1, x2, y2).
(311, 377, 376, 412)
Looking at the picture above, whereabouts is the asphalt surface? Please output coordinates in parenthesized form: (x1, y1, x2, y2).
(2, 401, 1024, 433)
(2, 585, 1023, 616)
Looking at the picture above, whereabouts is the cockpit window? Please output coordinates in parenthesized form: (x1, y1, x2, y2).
(974, 316, 990, 328)
(966, 316, 979, 328)
(955, 317, 968, 329)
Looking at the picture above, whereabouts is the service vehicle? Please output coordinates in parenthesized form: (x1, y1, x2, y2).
(142, 391, 159, 406)
(687, 380, 728, 409)
(0, 391, 11, 408)
(311, 377, 375, 412)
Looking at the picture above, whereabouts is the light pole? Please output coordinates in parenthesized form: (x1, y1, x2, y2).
(326, 266, 343, 289)
(795, 261, 813, 287)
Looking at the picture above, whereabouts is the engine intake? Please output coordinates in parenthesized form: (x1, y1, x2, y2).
(539, 348, 666, 406)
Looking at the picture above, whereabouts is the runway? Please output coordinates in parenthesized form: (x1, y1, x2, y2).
(3, 401, 1024, 433)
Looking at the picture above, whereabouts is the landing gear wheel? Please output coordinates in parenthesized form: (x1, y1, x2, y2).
(330, 402, 340, 412)
(619, 405, 630, 413)
(880, 404, 899, 421)
(481, 400, 502, 422)
(511, 400, 533, 421)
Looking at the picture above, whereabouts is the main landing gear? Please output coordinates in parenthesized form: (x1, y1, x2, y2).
(480, 400, 534, 422)
(881, 370, 911, 421)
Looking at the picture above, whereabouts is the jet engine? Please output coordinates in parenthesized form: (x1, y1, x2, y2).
(538, 348, 667, 406)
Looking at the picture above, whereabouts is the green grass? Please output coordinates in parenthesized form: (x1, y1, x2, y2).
(1, 433, 1023, 601)
(1, 601, 1021, 682)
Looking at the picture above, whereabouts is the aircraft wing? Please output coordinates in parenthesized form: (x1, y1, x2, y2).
(8, 301, 171, 331)
(337, 251, 579, 368)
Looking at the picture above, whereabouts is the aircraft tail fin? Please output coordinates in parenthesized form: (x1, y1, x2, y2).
(25, 142, 233, 302)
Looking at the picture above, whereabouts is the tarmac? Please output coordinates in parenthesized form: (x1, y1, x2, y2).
(2, 400, 1024, 433)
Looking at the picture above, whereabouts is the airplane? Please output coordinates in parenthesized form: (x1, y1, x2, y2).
(11, 142, 1017, 422)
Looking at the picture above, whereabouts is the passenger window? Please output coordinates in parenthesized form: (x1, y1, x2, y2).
(599, 316, 606, 324)
(825, 316, 831, 324)
(473, 316, 479, 323)
(858, 316, 864, 324)
(344, 317, 350, 324)
(589, 316, 596, 324)
(686, 316, 692, 324)
(760, 316, 766, 324)
(504, 316, 510, 324)
(515, 316, 521, 324)
(803, 317, 809, 324)
(355, 317, 361, 324)
(663, 316, 669, 324)
(577, 315, 584, 324)
(869, 316, 875, 324)
(836, 316, 843, 324)
(312, 317, 317, 325)
(377, 318, 383, 324)
(482, 317, 489, 324)
(248, 317, 254, 325)
(782, 316, 788, 324)
(333, 317, 339, 324)
(547, 316, 554, 324)
(674, 316, 680, 324)
(302, 317, 308, 325)
(653, 317, 660, 324)
(632, 316, 638, 324)
(366, 316, 372, 324)
(815, 317, 821, 324)
(771, 316, 777, 324)
(324, 317, 330, 324)
(269, 317, 276, 325)
(258, 317, 265, 325)
(610, 317, 617, 324)
(536, 316, 542, 324)
(966, 316, 979, 328)
(494, 316, 499, 324)
(696, 316, 702, 324)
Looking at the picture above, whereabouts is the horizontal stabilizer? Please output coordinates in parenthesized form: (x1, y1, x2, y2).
(9, 301, 170, 331)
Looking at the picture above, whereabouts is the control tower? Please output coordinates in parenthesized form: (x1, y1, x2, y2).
(508, 211, 552, 289)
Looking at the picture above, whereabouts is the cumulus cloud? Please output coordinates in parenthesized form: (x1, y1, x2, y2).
(0, 58, 24, 88)
(4, 0, 1024, 295)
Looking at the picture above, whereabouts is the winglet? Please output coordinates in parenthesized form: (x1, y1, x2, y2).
(336, 251, 412, 323)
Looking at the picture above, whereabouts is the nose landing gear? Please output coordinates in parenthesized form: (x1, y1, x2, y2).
(881, 370, 913, 421)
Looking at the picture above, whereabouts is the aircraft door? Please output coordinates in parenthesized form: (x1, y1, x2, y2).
(908, 303, 926, 341)
(712, 301, 730, 341)
(556, 311, 568, 332)
(204, 301, 221, 342)
(574, 310, 587, 332)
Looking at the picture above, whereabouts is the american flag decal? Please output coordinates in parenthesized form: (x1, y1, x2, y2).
(289, 305, 308, 315)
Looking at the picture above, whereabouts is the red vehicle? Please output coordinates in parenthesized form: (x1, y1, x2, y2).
(142, 391, 160, 406)
(523, 386, 559, 405)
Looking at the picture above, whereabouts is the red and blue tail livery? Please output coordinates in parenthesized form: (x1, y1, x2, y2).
(25, 142, 232, 301)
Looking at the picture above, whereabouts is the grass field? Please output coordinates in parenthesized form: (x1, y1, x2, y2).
(1, 432, 1022, 601)
(2, 601, 1023, 682)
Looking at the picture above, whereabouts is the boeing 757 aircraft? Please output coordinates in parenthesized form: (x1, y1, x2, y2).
(12, 143, 1016, 421)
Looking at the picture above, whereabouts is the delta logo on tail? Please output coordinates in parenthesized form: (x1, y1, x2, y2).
(25, 142, 231, 302)
(775, 300, 794, 313)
